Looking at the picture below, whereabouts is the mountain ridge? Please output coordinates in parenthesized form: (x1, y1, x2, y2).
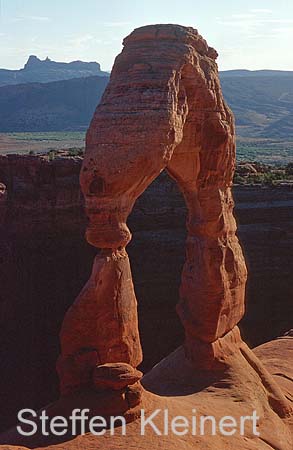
(0, 76, 109, 131)
(0, 55, 109, 86)
(220, 69, 293, 77)
(0, 62, 292, 138)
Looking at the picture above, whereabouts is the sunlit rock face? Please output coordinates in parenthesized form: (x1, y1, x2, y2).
(0, 24, 292, 450)
(86, 25, 244, 356)
(58, 23, 249, 398)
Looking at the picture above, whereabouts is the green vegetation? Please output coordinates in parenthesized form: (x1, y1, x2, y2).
(237, 140, 293, 166)
(286, 163, 293, 175)
(67, 147, 84, 156)
(0, 131, 86, 155)
(7, 131, 85, 142)
(234, 163, 293, 186)
(48, 150, 56, 161)
(1, 132, 292, 163)
(47, 147, 83, 160)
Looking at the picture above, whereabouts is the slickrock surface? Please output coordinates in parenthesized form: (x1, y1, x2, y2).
(0, 24, 292, 448)
(1, 336, 292, 449)
(92, 363, 142, 391)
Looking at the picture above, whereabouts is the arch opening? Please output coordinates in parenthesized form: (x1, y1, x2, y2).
(57, 24, 248, 396)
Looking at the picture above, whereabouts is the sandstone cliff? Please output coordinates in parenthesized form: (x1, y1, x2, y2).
(0, 25, 292, 449)
(0, 152, 293, 433)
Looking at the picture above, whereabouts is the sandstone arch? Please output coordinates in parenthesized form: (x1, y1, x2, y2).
(56, 26, 291, 419)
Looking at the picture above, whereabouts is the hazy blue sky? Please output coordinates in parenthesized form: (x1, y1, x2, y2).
(0, 0, 292, 71)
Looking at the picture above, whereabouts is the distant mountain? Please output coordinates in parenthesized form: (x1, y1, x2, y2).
(0, 76, 109, 131)
(220, 69, 293, 78)
(0, 68, 292, 138)
(0, 55, 109, 86)
(220, 70, 293, 138)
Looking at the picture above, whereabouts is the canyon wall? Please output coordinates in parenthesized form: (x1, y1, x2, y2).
(0, 154, 292, 430)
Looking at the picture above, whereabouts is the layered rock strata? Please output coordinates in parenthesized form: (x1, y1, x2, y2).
(57, 23, 291, 421)
(0, 24, 292, 450)
(58, 23, 248, 396)
(0, 154, 83, 232)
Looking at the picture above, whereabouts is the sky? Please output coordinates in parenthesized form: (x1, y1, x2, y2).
(0, 0, 292, 71)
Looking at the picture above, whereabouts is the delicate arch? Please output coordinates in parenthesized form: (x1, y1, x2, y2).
(57, 24, 247, 395)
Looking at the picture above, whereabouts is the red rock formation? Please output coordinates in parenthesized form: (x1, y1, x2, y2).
(93, 363, 142, 391)
(57, 248, 143, 395)
(57, 23, 291, 421)
(62, 23, 246, 379)
(0, 154, 84, 233)
(2, 335, 292, 449)
(0, 23, 292, 450)
(1, 152, 293, 434)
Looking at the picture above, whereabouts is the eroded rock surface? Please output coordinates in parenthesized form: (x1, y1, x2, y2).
(58, 24, 248, 395)
(56, 23, 291, 421)
(0, 24, 292, 449)
(1, 153, 293, 432)
(0, 154, 83, 232)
